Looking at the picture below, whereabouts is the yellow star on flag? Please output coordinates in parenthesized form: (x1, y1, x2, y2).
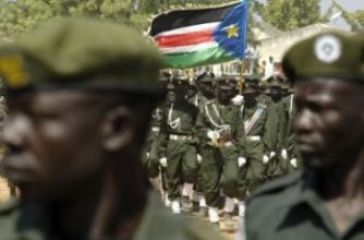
(227, 24, 239, 38)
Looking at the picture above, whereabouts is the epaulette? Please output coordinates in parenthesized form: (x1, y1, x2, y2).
(247, 171, 303, 203)
(0, 198, 19, 216)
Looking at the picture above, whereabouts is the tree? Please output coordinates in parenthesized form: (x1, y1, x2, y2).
(0, 0, 242, 41)
(261, 0, 322, 31)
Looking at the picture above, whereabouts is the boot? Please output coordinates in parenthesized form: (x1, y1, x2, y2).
(238, 201, 246, 217)
(171, 199, 181, 214)
(181, 196, 193, 213)
(208, 207, 220, 225)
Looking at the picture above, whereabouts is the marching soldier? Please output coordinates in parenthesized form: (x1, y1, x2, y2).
(159, 74, 199, 214)
(143, 72, 170, 189)
(193, 72, 217, 216)
(279, 83, 301, 172)
(196, 78, 247, 229)
(237, 76, 269, 217)
(263, 80, 290, 180)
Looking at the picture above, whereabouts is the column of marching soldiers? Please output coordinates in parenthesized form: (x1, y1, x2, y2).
(142, 70, 300, 230)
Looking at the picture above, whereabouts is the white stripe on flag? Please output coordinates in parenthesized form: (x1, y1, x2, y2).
(160, 42, 218, 54)
(155, 22, 220, 37)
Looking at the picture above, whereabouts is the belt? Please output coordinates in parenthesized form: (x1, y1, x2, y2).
(207, 141, 234, 147)
(151, 127, 160, 133)
(170, 134, 194, 141)
(247, 135, 261, 142)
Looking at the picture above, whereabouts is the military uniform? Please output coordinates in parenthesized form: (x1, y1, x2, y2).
(159, 82, 199, 212)
(196, 85, 246, 223)
(246, 171, 364, 240)
(192, 73, 217, 214)
(0, 192, 223, 240)
(238, 95, 269, 197)
(279, 93, 301, 172)
(143, 107, 163, 178)
(263, 87, 289, 179)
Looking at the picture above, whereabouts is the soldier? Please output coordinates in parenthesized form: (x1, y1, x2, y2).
(263, 80, 290, 180)
(245, 31, 364, 240)
(237, 76, 269, 217)
(143, 72, 170, 190)
(159, 73, 199, 214)
(279, 82, 301, 172)
(196, 78, 246, 229)
(193, 71, 217, 216)
(0, 18, 223, 240)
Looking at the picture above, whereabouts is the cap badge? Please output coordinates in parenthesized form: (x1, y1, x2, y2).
(0, 55, 29, 89)
(314, 35, 342, 64)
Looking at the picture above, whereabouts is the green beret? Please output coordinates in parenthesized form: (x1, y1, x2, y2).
(282, 31, 362, 83)
(0, 18, 163, 96)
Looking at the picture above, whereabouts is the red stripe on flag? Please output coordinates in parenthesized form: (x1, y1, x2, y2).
(155, 30, 214, 48)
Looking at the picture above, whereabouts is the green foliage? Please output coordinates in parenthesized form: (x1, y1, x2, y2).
(346, 10, 364, 31)
(0, 0, 239, 41)
(0, 0, 327, 42)
(261, 0, 322, 31)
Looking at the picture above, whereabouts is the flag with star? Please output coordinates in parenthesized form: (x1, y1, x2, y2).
(149, 0, 249, 69)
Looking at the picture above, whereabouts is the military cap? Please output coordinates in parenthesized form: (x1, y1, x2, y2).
(196, 72, 215, 83)
(282, 31, 362, 83)
(245, 75, 260, 88)
(160, 71, 172, 82)
(0, 18, 163, 97)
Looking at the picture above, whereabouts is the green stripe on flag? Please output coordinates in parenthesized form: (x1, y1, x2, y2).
(163, 46, 234, 69)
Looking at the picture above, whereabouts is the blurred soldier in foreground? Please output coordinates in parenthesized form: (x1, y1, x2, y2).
(245, 32, 364, 240)
(0, 18, 222, 240)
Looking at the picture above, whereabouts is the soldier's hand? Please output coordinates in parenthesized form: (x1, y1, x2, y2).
(207, 130, 219, 141)
(290, 158, 298, 168)
(238, 157, 247, 167)
(159, 157, 168, 167)
(263, 155, 270, 164)
(231, 94, 244, 106)
(281, 149, 288, 160)
(197, 154, 203, 164)
(269, 151, 276, 159)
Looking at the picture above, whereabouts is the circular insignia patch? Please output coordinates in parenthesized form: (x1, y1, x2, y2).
(314, 35, 342, 63)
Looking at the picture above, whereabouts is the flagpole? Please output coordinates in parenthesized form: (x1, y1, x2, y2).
(239, 0, 249, 95)
(239, 61, 245, 94)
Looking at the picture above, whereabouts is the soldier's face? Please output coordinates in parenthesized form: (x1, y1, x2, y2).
(197, 81, 214, 96)
(2, 91, 104, 200)
(294, 79, 364, 169)
(218, 87, 233, 103)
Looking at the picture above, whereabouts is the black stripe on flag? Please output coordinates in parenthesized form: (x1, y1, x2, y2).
(149, 2, 240, 37)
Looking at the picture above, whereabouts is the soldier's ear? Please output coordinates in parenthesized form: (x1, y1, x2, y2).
(100, 106, 136, 152)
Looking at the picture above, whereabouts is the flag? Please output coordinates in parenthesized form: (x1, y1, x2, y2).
(149, 1, 249, 69)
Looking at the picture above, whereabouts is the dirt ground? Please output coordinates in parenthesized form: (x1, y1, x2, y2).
(198, 214, 240, 240)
